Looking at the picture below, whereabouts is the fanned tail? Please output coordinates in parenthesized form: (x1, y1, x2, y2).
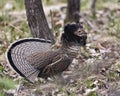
(6, 38, 52, 83)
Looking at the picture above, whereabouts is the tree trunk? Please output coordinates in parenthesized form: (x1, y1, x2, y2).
(66, 0, 80, 23)
(24, 0, 55, 44)
(91, 0, 97, 17)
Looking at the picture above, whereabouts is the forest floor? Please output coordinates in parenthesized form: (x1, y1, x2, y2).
(0, 0, 120, 96)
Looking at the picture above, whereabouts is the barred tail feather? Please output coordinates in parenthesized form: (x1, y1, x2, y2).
(6, 38, 51, 83)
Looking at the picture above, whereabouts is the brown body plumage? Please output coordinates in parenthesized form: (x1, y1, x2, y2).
(6, 23, 87, 83)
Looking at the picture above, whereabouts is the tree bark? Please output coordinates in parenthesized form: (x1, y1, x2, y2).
(91, 0, 97, 17)
(66, 0, 80, 23)
(24, 0, 55, 44)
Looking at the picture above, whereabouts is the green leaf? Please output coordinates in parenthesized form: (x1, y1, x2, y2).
(0, 65, 3, 72)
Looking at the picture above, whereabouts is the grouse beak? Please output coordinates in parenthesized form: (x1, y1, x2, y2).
(74, 28, 87, 38)
(74, 28, 87, 46)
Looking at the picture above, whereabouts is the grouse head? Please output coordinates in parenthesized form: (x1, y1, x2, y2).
(61, 23, 87, 47)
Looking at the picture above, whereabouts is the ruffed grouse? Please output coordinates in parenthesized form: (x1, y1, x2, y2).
(6, 23, 87, 83)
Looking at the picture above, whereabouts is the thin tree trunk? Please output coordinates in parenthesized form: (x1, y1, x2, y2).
(91, 0, 97, 17)
(66, 0, 80, 23)
(24, 0, 55, 44)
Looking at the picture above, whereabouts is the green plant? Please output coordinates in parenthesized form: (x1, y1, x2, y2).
(0, 77, 16, 90)
(0, 65, 3, 73)
(108, 20, 120, 39)
(0, 76, 16, 96)
(0, 92, 4, 96)
(84, 78, 94, 89)
(88, 91, 97, 96)
(14, 0, 24, 10)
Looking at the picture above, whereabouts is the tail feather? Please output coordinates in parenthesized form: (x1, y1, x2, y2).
(27, 71, 40, 83)
(6, 38, 52, 83)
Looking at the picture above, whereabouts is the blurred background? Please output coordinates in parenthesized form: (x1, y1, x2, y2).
(0, 0, 120, 96)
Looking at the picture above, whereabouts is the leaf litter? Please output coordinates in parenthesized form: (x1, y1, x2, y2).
(0, 0, 120, 96)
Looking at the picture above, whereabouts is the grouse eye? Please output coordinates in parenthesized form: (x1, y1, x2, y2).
(74, 28, 83, 36)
